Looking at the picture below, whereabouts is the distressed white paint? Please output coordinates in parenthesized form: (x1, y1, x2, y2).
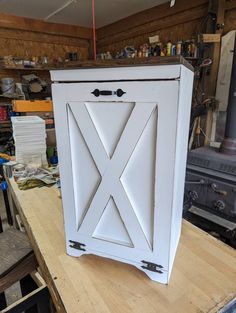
(51, 65, 181, 82)
(51, 64, 193, 284)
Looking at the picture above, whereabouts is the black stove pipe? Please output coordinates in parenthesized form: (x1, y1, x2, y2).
(220, 33, 236, 155)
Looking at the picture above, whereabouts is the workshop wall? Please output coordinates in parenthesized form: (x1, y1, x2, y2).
(0, 12, 92, 62)
(97, 0, 209, 54)
(225, 2, 236, 33)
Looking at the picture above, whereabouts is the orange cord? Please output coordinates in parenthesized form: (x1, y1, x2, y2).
(92, 0, 96, 60)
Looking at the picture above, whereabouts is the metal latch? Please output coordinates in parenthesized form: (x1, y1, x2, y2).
(69, 240, 86, 251)
(141, 261, 163, 273)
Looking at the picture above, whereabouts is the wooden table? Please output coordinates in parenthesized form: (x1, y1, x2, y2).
(6, 177, 236, 313)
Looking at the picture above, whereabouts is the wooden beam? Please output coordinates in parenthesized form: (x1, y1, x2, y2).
(2, 286, 50, 313)
(97, 0, 208, 40)
(0, 252, 38, 293)
(204, 0, 226, 145)
(0, 12, 92, 40)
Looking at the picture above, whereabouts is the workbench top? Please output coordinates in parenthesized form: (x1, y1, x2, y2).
(7, 178, 236, 313)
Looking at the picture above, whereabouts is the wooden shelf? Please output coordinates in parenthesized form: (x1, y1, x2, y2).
(0, 120, 11, 125)
(0, 66, 51, 71)
(0, 120, 11, 132)
(0, 94, 24, 99)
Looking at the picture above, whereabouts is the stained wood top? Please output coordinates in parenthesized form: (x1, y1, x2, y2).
(6, 177, 236, 313)
(52, 56, 194, 71)
(0, 57, 193, 72)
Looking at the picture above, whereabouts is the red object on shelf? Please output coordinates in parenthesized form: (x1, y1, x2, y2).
(0, 107, 8, 121)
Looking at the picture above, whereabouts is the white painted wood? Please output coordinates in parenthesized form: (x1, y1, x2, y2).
(51, 64, 193, 284)
(51, 65, 181, 82)
(168, 65, 194, 279)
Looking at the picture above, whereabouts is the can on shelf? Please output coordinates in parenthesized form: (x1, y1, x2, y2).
(176, 41, 182, 55)
(167, 40, 172, 56)
(171, 44, 176, 56)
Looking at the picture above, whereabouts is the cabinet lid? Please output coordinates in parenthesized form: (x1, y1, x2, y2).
(50, 56, 193, 82)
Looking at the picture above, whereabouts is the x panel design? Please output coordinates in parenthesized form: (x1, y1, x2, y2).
(67, 101, 157, 251)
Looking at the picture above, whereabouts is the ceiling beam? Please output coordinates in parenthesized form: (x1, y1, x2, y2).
(0, 12, 92, 40)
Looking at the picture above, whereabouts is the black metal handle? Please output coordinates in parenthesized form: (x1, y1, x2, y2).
(91, 89, 126, 97)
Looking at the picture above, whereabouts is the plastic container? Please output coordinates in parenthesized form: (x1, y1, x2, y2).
(1, 77, 15, 94)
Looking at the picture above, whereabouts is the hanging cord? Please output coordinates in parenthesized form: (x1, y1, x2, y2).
(92, 0, 96, 60)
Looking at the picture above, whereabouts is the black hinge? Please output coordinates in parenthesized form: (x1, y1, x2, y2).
(141, 260, 163, 274)
(69, 240, 86, 251)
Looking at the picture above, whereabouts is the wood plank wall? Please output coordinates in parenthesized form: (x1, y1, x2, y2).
(97, 0, 236, 55)
(97, 0, 209, 54)
(225, 0, 236, 32)
(0, 12, 92, 62)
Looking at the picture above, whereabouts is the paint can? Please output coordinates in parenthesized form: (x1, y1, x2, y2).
(176, 41, 182, 55)
(171, 44, 176, 56)
(167, 40, 172, 56)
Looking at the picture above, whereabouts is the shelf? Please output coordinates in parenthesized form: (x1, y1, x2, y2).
(0, 120, 11, 132)
(0, 120, 11, 125)
(0, 103, 11, 106)
(185, 57, 199, 60)
(0, 66, 51, 71)
(0, 62, 81, 71)
(0, 94, 24, 99)
(0, 128, 11, 132)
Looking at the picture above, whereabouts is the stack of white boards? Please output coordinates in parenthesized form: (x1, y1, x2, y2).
(11, 116, 47, 166)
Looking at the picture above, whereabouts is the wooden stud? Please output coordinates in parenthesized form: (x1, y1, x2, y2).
(204, 0, 226, 145)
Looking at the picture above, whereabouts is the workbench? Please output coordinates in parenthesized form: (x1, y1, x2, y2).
(6, 177, 236, 313)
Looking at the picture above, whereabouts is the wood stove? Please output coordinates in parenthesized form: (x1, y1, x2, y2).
(185, 35, 236, 246)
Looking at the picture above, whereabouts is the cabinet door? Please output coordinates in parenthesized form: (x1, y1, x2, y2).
(52, 81, 179, 281)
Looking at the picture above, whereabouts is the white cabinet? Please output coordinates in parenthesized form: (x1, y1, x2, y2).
(51, 62, 193, 284)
